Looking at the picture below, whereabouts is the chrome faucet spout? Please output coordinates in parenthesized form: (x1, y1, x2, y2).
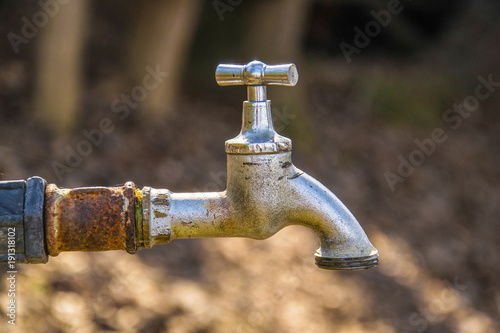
(143, 151, 378, 270)
(286, 171, 379, 269)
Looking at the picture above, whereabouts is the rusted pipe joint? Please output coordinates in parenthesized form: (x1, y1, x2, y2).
(45, 182, 138, 255)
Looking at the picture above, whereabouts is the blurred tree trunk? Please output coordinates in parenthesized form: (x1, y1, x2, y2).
(245, 0, 309, 61)
(244, 0, 315, 150)
(34, 0, 88, 134)
(129, 0, 203, 117)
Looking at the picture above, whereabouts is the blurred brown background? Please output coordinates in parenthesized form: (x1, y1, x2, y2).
(0, 0, 499, 332)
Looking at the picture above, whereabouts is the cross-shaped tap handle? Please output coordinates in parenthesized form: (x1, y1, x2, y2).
(216, 60, 298, 87)
(216, 60, 298, 102)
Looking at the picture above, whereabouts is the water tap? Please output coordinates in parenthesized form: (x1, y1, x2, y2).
(0, 61, 378, 270)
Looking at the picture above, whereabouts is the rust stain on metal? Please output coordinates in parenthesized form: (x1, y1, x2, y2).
(203, 197, 234, 231)
(152, 193, 169, 205)
(44, 182, 137, 256)
(204, 198, 231, 219)
(153, 211, 167, 218)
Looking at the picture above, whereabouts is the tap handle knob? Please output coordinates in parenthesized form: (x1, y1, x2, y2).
(216, 60, 298, 87)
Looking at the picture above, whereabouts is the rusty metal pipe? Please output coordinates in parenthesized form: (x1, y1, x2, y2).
(44, 182, 138, 255)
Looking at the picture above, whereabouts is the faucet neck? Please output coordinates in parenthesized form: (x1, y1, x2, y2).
(241, 100, 274, 135)
(247, 85, 267, 102)
(225, 100, 292, 154)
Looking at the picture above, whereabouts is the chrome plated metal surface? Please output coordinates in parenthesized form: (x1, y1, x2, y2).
(215, 61, 298, 87)
(142, 60, 379, 270)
